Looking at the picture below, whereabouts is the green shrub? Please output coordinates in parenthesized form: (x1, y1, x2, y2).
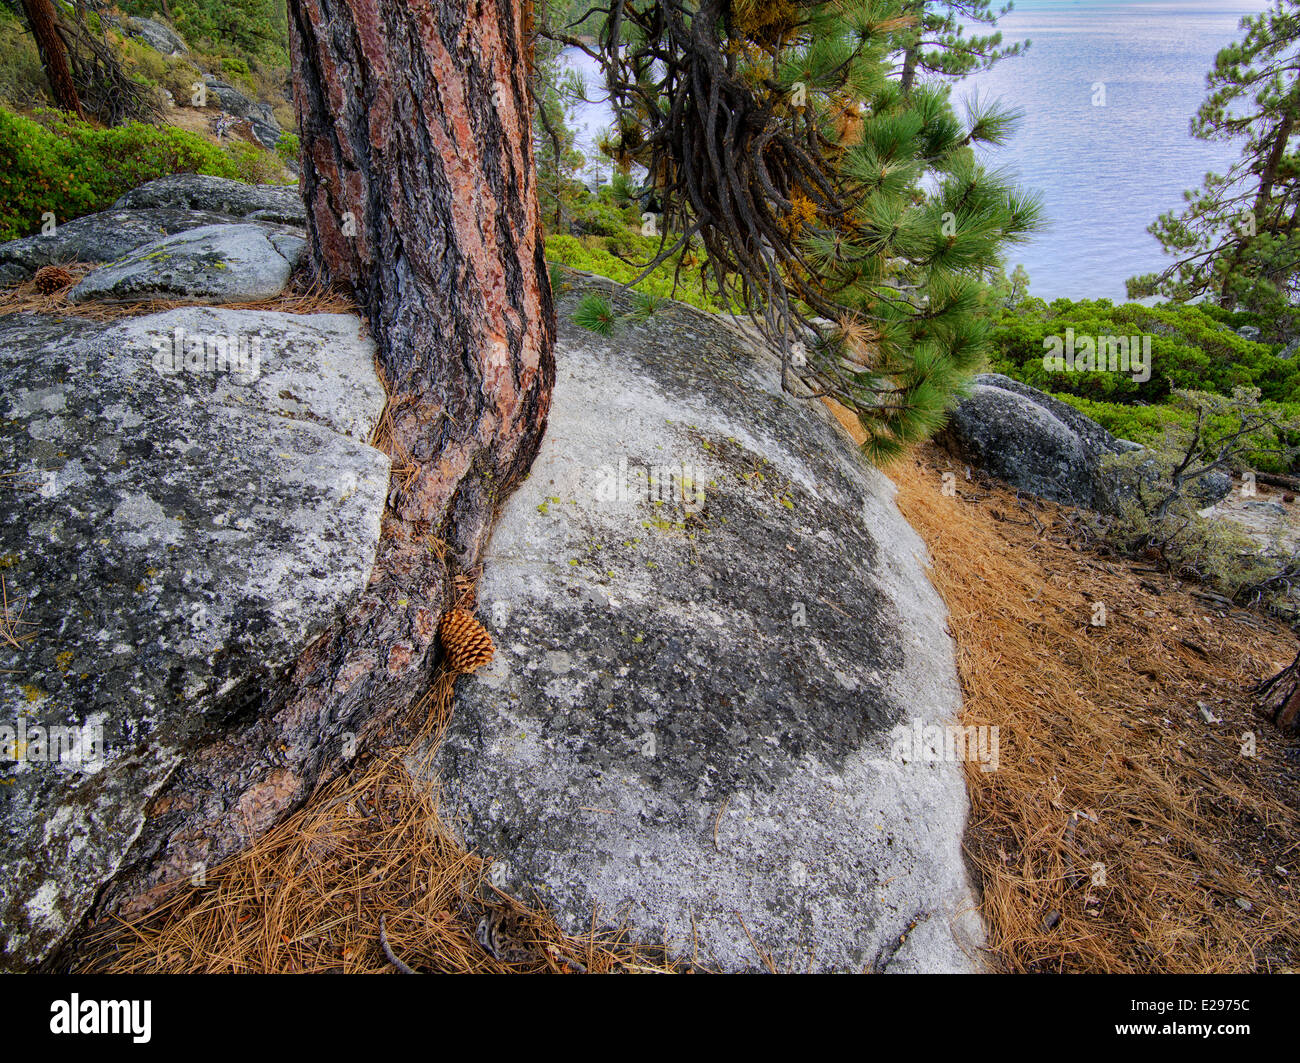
(0, 14, 51, 111)
(544, 233, 726, 313)
(220, 57, 252, 81)
(988, 298, 1299, 405)
(221, 138, 288, 184)
(276, 131, 300, 165)
(116, 1, 288, 65)
(0, 107, 293, 241)
(569, 197, 636, 238)
(986, 296, 1300, 473)
(1096, 462, 1282, 605)
(117, 36, 205, 107)
(1093, 389, 1300, 612)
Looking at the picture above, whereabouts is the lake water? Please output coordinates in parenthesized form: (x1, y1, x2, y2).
(560, 0, 1269, 301)
(958, 0, 1268, 301)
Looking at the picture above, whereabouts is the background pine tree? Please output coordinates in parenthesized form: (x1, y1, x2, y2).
(1128, 0, 1300, 339)
(897, 0, 1029, 94)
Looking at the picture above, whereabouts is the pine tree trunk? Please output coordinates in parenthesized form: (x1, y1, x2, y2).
(1257, 650, 1300, 735)
(21, 0, 83, 117)
(58, 0, 556, 939)
(900, 46, 918, 94)
(289, 0, 554, 556)
(899, 0, 925, 94)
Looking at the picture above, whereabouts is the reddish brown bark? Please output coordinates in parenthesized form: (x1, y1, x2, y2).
(290, 0, 554, 559)
(21, 0, 83, 117)
(56, 1, 555, 957)
(1257, 650, 1300, 735)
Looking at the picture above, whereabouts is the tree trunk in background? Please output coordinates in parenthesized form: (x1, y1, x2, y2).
(58, 0, 555, 946)
(21, 0, 83, 116)
(1257, 650, 1300, 735)
(900, 46, 918, 94)
(289, 0, 554, 561)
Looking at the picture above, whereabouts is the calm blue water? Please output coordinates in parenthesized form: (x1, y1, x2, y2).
(562, 0, 1270, 301)
(958, 0, 1268, 300)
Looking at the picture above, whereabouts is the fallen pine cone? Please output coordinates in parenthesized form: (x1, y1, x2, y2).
(438, 608, 494, 673)
(32, 265, 76, 295)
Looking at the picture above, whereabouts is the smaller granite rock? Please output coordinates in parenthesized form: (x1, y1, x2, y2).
(121, 16, 188, 55)
(943, 374, 1232, 512)
(941, 374, 1232, 512)
(266, 232, 307, 269)
(941, 373, 1140, 510)
(114, 175, 305, 227)
(203, 77, 281, 149)
(1188, 469, 1236, 508)
(1236, 325, 1262, 343)
(68, 224, 299, 304)
(0, 208, 244, 286)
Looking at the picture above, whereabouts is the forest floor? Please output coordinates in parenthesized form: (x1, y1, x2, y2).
(887, 439, 1300, 972)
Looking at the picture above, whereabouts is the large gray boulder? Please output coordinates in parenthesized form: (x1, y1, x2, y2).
(68, 224, 303, 304)
(0, 308, 390, 970)
(941, 373, 1137, 510)
(942, 373, 1230, 511)
(0, 177, 307, 288)
(114, 175, 305, 228)
(423, 289, 984, 972)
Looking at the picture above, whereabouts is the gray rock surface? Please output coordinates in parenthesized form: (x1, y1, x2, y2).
(108, 15, 189, 56)
(114, 175, 305, 227)
(0, 308, 390, 970)
(202, 77, 281, 149)
(942, 373, 1230, 511)
(68, 224, 301, 304)
(424, 289, 983, 972)
(0, 176, 307, 288)
(0, 208, 247, 286)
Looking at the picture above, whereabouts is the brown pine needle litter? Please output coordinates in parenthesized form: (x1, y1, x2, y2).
(0, 266, 357, 321)
(886, 441, 1300, 973)
(77, 645, 687, 974)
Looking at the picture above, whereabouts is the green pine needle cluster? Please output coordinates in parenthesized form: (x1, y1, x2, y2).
(577, 0, 1041, 462)
(573, 292, 620, 336)
(572, 289, 666, 337)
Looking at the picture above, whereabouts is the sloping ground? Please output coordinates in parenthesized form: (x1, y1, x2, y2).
(883, 438, 1300, 972)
